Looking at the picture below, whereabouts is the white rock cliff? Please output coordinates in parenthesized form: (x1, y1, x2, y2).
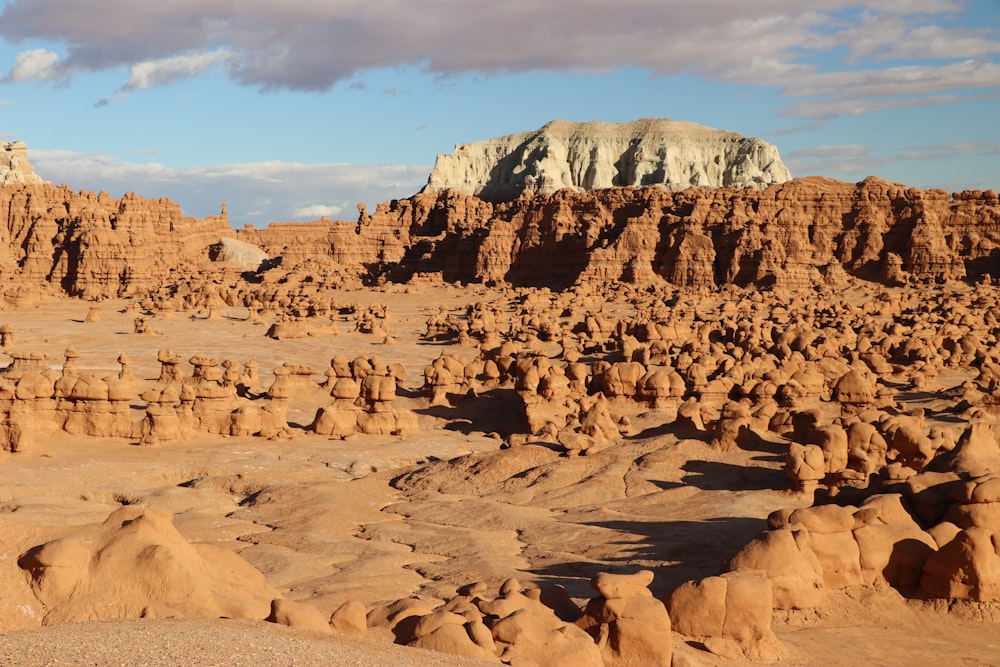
(1, 141, 45, 185)
(423, 118, 792, 200)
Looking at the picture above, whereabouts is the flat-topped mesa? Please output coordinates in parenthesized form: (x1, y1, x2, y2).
(1, 141, 45, 185)
(422, 118, 792, 201)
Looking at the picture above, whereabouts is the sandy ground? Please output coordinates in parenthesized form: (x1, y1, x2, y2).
(0, 618, 490, 666)
(2, 287, 1000, 666)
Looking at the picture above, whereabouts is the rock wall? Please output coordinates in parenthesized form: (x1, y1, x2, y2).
(369, 176, 1000, 289)
(422, 118, 792, 200)
(0, 184, 233, 299)
(2, 175, 999, 300)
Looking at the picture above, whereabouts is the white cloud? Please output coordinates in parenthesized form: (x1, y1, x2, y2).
(780, 93, 962, 119)
(292, 203, 345, 219)
(122, 49, 230, 91)
(771, 60, 1000, 101)
(0, 1, 997, 120)
(4, 48, 60, 82)
(0, 99, 12, 107)
(28, 148, 429, 225)
(784, 140, 1000, 178)
(912, 141, 1000, 154)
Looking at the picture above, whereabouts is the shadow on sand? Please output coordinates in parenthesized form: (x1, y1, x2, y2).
(527, 515, 767, 599)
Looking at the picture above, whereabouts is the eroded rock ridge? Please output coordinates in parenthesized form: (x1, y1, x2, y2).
(422, 118, 792, 200)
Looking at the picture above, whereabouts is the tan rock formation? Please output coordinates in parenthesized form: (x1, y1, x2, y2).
(668, 571, 784, 661)
(0, 142, 44, 185)
(17, 506, 276, 624)
(343, 176, 1000, 291)
(0, 183, 231, 298)
(576, 570, 672, 667)
(423, 118, 791, 200)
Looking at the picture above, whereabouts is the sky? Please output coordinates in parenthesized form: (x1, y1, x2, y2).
(0, 0, 998, 227)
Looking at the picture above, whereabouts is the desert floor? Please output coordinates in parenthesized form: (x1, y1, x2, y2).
(2, 286, 1000, 666)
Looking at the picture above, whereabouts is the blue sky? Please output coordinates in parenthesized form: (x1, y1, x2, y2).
(1, 0, 998, 226)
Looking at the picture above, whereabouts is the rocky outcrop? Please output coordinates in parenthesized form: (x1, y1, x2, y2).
(369, 177, 1000, 289)
(208, 237, 269, 271)
(0, 183, 233, 299)
(1, 142, 44, 186)
(422, 118, 791, 200)
(17, 505, 278, 625)
(3, 173, 999, 300)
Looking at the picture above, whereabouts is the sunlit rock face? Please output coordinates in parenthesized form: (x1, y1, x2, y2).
(1, 142, 45, 185)
(422, 118, 792, 201)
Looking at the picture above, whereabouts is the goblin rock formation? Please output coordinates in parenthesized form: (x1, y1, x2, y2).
(3, 143, 998, 304)
(372, 177, 1000, 289)
(422, 118, 791, 199)
(0, 182, 232, 300)
(5, 131, 1000, 666)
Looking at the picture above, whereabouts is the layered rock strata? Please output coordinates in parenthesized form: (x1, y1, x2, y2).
(0, 184, 233, 298)
(422, 118, 792, 200)
(0, 142, 44, 185)
(3, 175, 1000, 300)
(369, 177, 1000, 289)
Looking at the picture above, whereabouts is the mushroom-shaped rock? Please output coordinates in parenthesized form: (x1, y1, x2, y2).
(576, 569, 672, 667)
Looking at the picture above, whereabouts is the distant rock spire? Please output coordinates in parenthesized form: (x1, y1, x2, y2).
(1, 141, 46, 185)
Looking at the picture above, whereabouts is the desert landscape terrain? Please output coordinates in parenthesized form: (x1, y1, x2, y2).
(2, 122, 1000, 666)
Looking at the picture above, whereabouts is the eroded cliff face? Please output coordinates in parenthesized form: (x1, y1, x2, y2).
(422, 118, 792, 200)
(2, 176, 998, 300)
(367, 176, 1000, 290)
(0, 184, 233, 300)
(1, 142, 44, 186)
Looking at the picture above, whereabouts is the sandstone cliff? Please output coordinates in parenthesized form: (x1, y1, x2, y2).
(1, 142, 44, 186)
(368, 177, 1000, 289)
(422, 118, 792, 200)
(2, 175, 998, 300)
(0, 184, 233, 299)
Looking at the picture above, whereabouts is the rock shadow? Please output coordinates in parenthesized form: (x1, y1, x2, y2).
(528, 515, 766, 598)
(680, 459, 788, 492)
(413, 388, 527, 437)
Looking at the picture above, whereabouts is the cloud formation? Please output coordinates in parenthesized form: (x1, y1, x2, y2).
(785, 140, 1000, 181)
(293, 204, 345, 219)
(122, 49, 230, 91)
(29, 149, 429, 225)
(0, 0, 996, 119)
(4, 48, 60, 82)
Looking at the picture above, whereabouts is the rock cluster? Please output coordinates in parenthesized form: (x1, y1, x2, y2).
(0, 346, 417, 444)
(0, 183, 232, 300)
(367, 571, 670, 666)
